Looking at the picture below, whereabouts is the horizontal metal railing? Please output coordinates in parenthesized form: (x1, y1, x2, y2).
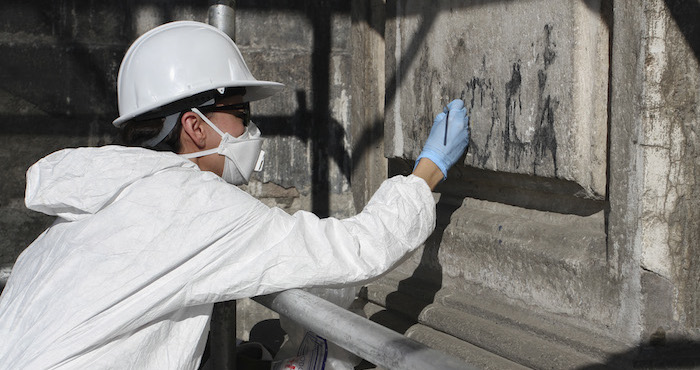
(254, 289, 474, 370)
(1, 264, 473, 369)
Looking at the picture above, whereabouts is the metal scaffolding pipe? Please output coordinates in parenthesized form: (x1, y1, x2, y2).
(207, 0, 236, 40)
(254, 289, 474, 370)
(206, 4, 237, 369)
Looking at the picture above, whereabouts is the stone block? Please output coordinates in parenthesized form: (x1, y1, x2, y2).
(385, 0, 610, 197)
(236, 1, 351, 52)
(441, 197, 615, 326)
(237, 6, 315, 51)
(0, 208, 55, 267)
(0, 44, 124, 119)
(363, 275, 629, 370)
(243, 49, 353, 199)
(361, 300, 527, 370)
(636, 0, 700, 331)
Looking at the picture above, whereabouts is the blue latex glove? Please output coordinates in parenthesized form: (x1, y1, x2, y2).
(415, 99, 470, 180)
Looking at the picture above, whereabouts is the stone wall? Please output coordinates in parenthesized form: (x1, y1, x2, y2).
(636, 0, 700, 335)
(0, 0, 127, 266)
(366, 0, 700, 368)
(383, 0, 616, 331)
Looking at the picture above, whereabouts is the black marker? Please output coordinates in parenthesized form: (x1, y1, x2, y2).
(444, 110, 450, 146)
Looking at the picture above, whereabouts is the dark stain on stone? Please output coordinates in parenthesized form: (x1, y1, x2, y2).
(538, 68, 547, 91)
(413, 42, 443, 154)
(543, 24, 557, 69)
(533, 24, 559, 175)
(503, 61, 526, 168)
(465, 74, 497, 167)
(533, 94, 559, 176)
(501, 24, 559, 174)
(467, 76, 488, 108)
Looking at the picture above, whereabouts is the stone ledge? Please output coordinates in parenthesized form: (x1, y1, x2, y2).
(362, 301, 529, 370)
(362, 278, 630, 370)
(439, 197, 620, 326)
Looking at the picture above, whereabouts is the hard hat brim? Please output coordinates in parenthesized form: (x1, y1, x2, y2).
(113, 81, 284, 127)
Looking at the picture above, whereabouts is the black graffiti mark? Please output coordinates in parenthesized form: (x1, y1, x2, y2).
(533, 24, 559, 176)
(466, 25, 560, 173)
(533, 93, 559, 176)
(503, 60, 527, 169)
(465, 74, 497, 167)
(501, 24, 559, 174)
(543, 24, 557, 69)
(467, 75, 489, 112)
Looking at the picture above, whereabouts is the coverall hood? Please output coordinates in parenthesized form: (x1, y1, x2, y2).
(25, 146, 198, 221)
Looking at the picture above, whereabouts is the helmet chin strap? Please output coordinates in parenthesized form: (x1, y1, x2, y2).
(141, 113, 179, 147)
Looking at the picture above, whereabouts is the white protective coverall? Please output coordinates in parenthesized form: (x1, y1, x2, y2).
(0, 145, 436, 369)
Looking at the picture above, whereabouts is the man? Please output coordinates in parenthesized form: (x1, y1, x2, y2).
(0, 21, 469, 369)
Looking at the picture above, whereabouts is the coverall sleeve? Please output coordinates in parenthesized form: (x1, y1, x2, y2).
(183, 174, 436, 303)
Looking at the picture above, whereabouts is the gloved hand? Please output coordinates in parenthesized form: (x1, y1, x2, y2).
(416, 99, 470, 180)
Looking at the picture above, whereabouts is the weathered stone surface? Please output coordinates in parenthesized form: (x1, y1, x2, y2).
(385, 0, 610, 197)
(0, 115, 113, 266)
(236, 298, 280, 342)
(636, 0, 700, 333)
(441, 198, 613, 325)
(238, 4, 355, 207)
(361, 300, 528, 370)
(363, 274, 629, 370)
(236, 1, 350, 52)
(350, 0, 388, 212)
(405, 325, 530, 370)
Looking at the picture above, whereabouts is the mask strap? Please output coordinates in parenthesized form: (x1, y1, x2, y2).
(191, 107, 227, 137)
(180, 147, 219, 159)
(179, 107, 227, 159)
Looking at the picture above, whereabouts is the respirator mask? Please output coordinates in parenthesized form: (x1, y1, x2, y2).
(180, 107, 265, 185)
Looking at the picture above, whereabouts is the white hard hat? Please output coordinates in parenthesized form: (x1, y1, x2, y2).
(113, 21, 284, 127)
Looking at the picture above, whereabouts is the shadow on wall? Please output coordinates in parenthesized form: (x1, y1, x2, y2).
(1, 0, 624, 217)
(577, 339, 700, 370)
(3, 0, 696, 217)
(364, 193, 464, 334)
(662, 0, 700, 62)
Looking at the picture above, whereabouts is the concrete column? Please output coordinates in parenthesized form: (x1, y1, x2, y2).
(351, 0, 388, 211)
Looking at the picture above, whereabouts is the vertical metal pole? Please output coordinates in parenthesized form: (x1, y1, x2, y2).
(206, 4, 238, 369)
(208, 0, 236, 41)
(209, 301, 237, 370)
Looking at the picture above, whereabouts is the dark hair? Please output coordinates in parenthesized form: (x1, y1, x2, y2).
(121, 115, 183, 153)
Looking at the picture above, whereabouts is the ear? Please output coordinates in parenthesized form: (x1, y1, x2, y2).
(180, 111, 208, 149)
